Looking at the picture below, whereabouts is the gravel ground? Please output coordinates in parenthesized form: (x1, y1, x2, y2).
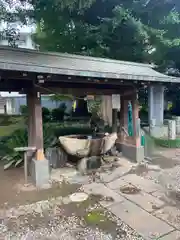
(0, 157, 147, 240)
(0, 195, 144, 240)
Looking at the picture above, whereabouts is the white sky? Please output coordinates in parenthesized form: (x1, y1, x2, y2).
(0, 92, 23, 97)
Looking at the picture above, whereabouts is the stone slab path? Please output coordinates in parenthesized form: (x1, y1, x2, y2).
(77, 156, 180, 240)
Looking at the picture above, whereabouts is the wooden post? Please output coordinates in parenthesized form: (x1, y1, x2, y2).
(112, 109, 118, 132)
(26, 90, 49, 187)
(34, 91, 44, 160)
(112, 94, 120, 133)
(101, 95, 112, 126)
(24, 151, 28, 184)
(119, 96, 128, 141)
(27, 89, 44, 161)
(120, 98, 129, 141)
(27, 91, 35, 147)
(132, 92, 141, 147)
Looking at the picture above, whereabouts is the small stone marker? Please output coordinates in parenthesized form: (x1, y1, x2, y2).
(174, 116, 180, 135)
(149, 118, 156, 136)
(168, 120, 176, 140)
(70, 192, 88, 202)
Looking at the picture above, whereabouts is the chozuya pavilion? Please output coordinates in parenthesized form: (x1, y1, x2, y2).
(0, 46, 179, 186)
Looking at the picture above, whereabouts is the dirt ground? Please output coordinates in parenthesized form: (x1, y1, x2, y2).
(0, 164, 80, 208)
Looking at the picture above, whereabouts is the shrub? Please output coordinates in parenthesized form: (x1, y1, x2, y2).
(1, 128, 28, 169)
(0, 115, 22, 126)
(1, 124, 55, 170)
(42, 107, 51, 122)
(52, 103, 67, 121)
(20, 105, 51, 123)
(20, 105, 28, 115)
(0, 122, 95, 169)
(54, 125, 92, 137)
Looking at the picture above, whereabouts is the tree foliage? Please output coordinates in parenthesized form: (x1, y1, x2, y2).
(29, 0, 180, 72)
(0, 0, 180, 71)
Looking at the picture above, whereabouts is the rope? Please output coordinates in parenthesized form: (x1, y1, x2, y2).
(34, 83, 86, 100)
(34, 83, 135, 98)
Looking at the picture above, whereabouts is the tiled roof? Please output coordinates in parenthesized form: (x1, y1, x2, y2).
(0, 46, 179, 83)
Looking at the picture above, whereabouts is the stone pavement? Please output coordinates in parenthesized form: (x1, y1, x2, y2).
(73, 157, 180, 240)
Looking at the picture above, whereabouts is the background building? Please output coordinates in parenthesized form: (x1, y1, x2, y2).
(0, 94, 72, 115)
(0, 21, 35, 49)
(0, 21, 73, 114)
(0, 21, 35, 101)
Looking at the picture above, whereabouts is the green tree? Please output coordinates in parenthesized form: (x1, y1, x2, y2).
(0, 0, 34, 46)
(2, 0, 180, 118)
(29, 0, 179, 68)
(1, 0, 180, 72)
(49, 94, 73, 102)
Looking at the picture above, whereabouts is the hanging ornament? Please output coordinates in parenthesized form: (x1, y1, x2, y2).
(72, 100, 77, 112)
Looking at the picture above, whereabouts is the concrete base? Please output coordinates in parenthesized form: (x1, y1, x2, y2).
(116, 143, 144, 163)
(30, 159, 50, 187)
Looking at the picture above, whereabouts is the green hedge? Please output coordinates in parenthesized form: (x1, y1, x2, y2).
(54, 126, 92, 137)
(153, 137, 180, 148)
(0, 124, 93, 157)
(0, 122, 112, 158)
(143, 129, 180, 149)
(0, 115, 23, 126)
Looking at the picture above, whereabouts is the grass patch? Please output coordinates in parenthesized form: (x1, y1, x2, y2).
(0, 116, 91, 138)
(0, 116, 93, 168)
(0, 116, 25, 137)
(84, 209, 119, 235)
(0, 115, 23, 126)
(144, 131, 180, 149)
(85, 211, 108, 225)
